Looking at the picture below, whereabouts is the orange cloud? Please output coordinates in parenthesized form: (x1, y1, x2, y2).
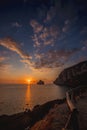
(30, 20, 43, 33)
(0, 37, 33, 68)
(0, 56, 11, 71)
(30, 20, 59, 47)
(33, 49, 80, 69)
(0, 37, 32, 59)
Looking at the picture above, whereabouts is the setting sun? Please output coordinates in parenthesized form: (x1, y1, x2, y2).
(27, 79, 31, 84)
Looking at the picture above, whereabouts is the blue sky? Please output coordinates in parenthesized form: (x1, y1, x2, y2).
(0, 0, 87, 83)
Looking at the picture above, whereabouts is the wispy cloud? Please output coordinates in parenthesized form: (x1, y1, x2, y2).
(0, 63, 11, 71)
(80, 27, 87, 34)
(30, 20, 43, 33)
(0, 37, 32, 59)
(0, 37, 32, 68)
(0, 56, 11, 71)
(32, 34, 41, 47)
(30, 20, 59, 48)
(0, 57, 6, 62)
(44, 6, 56, 22)
(30, 1, 78, 50)
(12, 22, 22, 27)
(33, 49, 80, 69)
(62, 19, 71, 33)
(29, 5, 82, 70)
(81, 40, 87, 51)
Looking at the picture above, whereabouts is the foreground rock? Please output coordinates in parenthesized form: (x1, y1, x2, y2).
(0, 86, 86, 130)
(54, 61, 87, 87)
(0, 99, 65, 130)
(76, 91, 87, 130)
(30, 90, 87, 130)
(30, 103, 69, 130)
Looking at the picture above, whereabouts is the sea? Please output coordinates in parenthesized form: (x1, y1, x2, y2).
(0, 84, 69, 115)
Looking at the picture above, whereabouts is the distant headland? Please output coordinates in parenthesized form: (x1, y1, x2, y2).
(54, 60, 87, 87)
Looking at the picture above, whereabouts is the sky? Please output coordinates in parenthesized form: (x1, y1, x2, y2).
(0, 0, 87, 84)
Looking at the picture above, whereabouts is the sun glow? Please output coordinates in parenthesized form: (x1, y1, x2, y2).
(25, 77, 37, 84)
(27, 79, 31, 84)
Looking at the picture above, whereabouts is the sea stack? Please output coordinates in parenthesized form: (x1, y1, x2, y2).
(37, 80, 44, 85)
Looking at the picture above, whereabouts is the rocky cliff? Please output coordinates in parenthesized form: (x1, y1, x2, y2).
(54, 61, 87, 87)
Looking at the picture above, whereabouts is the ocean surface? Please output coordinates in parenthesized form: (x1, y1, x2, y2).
(0, 84, 68, 115)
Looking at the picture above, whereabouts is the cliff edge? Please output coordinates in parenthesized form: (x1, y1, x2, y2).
(54, 61, 87, 87)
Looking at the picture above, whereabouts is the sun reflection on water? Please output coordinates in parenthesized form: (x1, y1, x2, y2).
(25, 85, 31, 108)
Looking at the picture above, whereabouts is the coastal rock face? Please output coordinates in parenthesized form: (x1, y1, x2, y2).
(37, 80, 44, 85)
(30, 103, 69, 130)
(54, 61, 87, 87)
(30, 90, 87, 130)
(0, 99, 65, 130)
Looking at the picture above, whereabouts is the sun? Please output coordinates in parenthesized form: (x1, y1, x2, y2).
(26, 78, 35, 84)
(27, 79, 31, 84)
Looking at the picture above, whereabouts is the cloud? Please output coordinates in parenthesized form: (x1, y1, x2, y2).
(62, 20, 70, 32)
(43, 0, 78, 24)
(81, 39, 87, 46)
(20, 59, 34, 69)
(33, 49, 80, 69)
(44, 6, 56, 22)
(32, 34, 40, 47)
(0, 63, 11, 71)
(80, 27, 87, 34)
(78, 56, 87, 63)
(0, 56, 11, 71)
(30, 20, 59, 48)
(30, 0, 79, 49)
(30, 1, 77, 49)
(30, 20, 43, 33)
(38, 26, 59, 46)
(0, 37, 32, 68)
(0, 37, 32, 59)
(65, 20, 69, 25)
(62, 26, 69, 33)
(0, 57, 6, 62)
(81, 40, 87, 51)
(12, 22, 22, 27)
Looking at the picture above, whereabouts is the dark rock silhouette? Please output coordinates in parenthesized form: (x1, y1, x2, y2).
(54, 61, 87, 87)
(0, 99, 65, 130)
(37, 80, 44, 85)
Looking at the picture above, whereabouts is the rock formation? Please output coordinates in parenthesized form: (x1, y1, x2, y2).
(37, 80, 44, 85)
(54, 61, 87, 87)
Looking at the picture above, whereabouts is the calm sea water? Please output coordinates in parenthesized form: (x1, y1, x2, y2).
(0, 84, 68, 115)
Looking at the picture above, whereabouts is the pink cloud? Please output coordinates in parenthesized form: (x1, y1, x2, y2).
(0, 37, 33, 69)
(0, 56, 11, 71)
(30, 20, 43, 33)
(33, 49, 80, 69)
(0, 37, 32, 59)
(30, 19, 59, 47)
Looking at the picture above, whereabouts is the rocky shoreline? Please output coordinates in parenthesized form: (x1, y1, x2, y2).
(30, 88, 87, 130)
(0, 86, 86, 130)
(0, 98, 65, 130)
